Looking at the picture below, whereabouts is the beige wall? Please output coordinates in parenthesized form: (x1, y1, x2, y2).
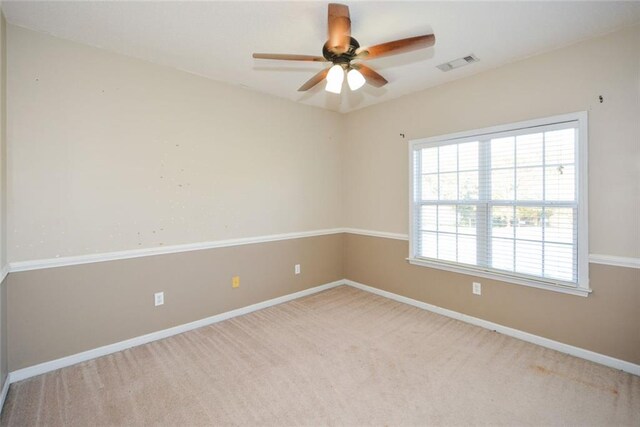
(340, 25, 640, 366)
(344, 25, 640, 258)
(0, 15, 6, 271)
(0, 11, 8, 385)
(7, 25, 345, 263)
(3, 23, 639, 374)
(4, 24, 348, 373)
(345, 234, 640, 365)
(8, 233, 344, 370)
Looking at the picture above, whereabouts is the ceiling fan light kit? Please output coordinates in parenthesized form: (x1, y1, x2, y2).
(347, 68, 366, 91)
(325, 64, 366, 94)
(325, 64, 345, 94)
(252, 3, 436, 94)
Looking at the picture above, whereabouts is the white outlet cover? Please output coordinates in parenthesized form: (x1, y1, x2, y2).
(295, 264, 301, 275)
(154, 292, 164, 306)
(472, 282, 482, 295)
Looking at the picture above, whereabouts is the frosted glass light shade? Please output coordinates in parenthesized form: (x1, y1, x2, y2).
(325, 64, 344, 94)
(347, 68, 366, 90)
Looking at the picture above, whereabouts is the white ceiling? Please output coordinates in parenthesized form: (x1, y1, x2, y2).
(4, 1, 640, 113)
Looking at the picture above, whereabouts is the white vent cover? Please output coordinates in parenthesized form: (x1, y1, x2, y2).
(436, 54, 479, 72)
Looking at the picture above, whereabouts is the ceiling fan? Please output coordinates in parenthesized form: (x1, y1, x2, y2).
(252, 3, 436, 94)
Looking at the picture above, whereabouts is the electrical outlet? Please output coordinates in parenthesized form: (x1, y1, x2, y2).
(294, 264, 301, 275)
(232, 276, 240, 288)
(472, 282, 482, 295)
(154, 292, 164, 306)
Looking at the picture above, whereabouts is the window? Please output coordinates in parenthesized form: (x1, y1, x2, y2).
(409, 112, 589, 296)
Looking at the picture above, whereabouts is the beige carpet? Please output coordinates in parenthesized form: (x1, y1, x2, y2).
(1, 285, 638, 426)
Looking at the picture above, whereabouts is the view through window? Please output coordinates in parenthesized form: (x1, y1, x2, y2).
(409, 113, 588, 293)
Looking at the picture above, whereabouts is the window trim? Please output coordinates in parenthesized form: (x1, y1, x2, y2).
(408, 112, 590, 297)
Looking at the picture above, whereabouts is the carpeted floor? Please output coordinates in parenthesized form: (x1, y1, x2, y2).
(1, 285, 638, 426)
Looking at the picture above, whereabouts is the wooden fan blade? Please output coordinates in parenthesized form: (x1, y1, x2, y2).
(298, 68, 330, 91)
(357, 34, 435, 60)
(327, 3, 351, 54)
(353, 64, 388, 88)
(253, 53, 327, 62)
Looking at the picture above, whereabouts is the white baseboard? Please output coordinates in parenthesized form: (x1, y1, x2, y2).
(344, 279, 640, 377)
(8, 277, 639, 385)
(8, 280, 344, 383)
(0, 375, 9, 413)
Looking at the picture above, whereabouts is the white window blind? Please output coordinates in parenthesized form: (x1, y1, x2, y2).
(409, 113, 589, 295)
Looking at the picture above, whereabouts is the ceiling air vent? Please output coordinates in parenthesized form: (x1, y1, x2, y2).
(436, 54, 479, 72)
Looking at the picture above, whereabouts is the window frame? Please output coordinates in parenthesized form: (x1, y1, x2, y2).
(408, 112, 590, 297)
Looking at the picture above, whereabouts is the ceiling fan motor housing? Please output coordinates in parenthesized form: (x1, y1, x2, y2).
(323, 36, 360, 64)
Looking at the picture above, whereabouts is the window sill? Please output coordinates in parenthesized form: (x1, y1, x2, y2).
(406, 257, 591, 297)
